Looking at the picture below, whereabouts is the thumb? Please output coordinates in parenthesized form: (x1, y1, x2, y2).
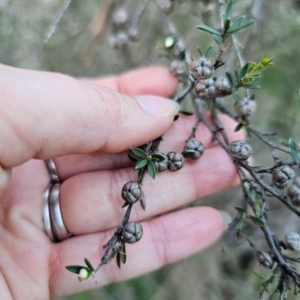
(0, 64, 179, 168)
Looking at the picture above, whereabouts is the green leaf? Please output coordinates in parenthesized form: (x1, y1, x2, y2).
(204, 46, 213, 58)
(197, 47, 203, 56)
(239, 62, 249, 80)
(249, 215, 265, 227)
(232, 92, 242, 102)
(227, 20, 254, 34)
(230, 15, 246, 31)
(234, 70, 239, 83)
(242, 84, 260, 89)
(147, 161, 156, 179)
(197, 25, 221, 36)
(65, 265, 84, 274)
(84, 258, 94, 271)
(279, 138, 289, 147)
(225, 72, 233, 88)
(116, 252, 122, 269)
(224, 0, 234, 20)
(128, 153, 138, 163)
(130, 147, 147, 158)
(135, 159, 148, 170)
(224, 18, 231, 32)
(288, 138, 300, 163)
(212, 34, 222, 45)
(235, 218, 246, 230)
(122, 202, 129, 208)
(137, 168, 143, 181)
(151, 153, 166, 162)
(234, 206, 246, 213)
(234, 123, 244, 132)
(245, 126, 251, 138)
(121, 243, 126, 264)
(140, 197, 146, 211)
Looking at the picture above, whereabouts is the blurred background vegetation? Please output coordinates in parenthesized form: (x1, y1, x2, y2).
(2, 0, 300, 299)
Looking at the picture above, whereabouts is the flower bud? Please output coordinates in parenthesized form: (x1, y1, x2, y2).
(215, 76, 232, 97)
(190, 57, 213, 80)
(194, 78, 215, 99)
(183, 139, 204, 160)
(272, 165, 295, 189)
(282, 232, 300, 251)
(78, 268, 91, 281)
(122, 222, 143, 244)
(227, 140, 252, 161)
(256, 251, 274, 269)
(153, 152, 168, 172)
(287, 177, 300, 206)
(121, 181, 142, 203)
(234, 98, 256, 117)
(167, 152, 185, 171)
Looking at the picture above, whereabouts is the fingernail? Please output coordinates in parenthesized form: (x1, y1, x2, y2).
(217, 210, 232, 230)
(0, 167, 12, 194)
(135, 95, 180, 117)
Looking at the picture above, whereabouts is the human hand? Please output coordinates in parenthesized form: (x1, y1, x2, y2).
(0, 64, 242, 299)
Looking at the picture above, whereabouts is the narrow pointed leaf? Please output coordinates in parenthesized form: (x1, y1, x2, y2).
(116, 252, 121, 269)
(122, 202, 129, 208)
(234, 206, 247, 213)
(227, 20, 254, 34)
(239, 62, 249, 80)
(212, 34, 222, 45)
(242, 84, 260, 89)
(84, 258, 94, 271)
(135, 159, 148, 170)
(147, 161, 156, 179)
(224, 19, 231, 31)
(128, 153, 138, 163)
(225, 72, 233, 88)
(234, 123, 244, 132)
(197, 25, 221, 36)
(151, 153, 166, 162)
(232, 92, 242, 102)
(249, 216, 265, 227)
(140, 197, 146, 210)
(197, 47, 203, 56)
(204, 46, 213, 58)
(224, 0, 233, 20)
(288, 138, 300, 163)
(236, 218, 246, 230)
(65, 265, 84, 274)
(137, 168, 144, 181)
(122, 243, 127, 264)
(130, 147, 147, 158)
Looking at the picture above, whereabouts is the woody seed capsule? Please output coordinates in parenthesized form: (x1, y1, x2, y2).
(194, 78, 215, 99)
(167, 152, 184, 171)
(183, 139, 204, 160)
(272, 165, 295, 189)
(227, 140, 252, 161)
(112, 8, 129, 27)
(282, 232, 300, 251)
(234, 98, 256, 117)
(215, 76, 232, 97)
(190, 57, 213, 80)
(153, 152, 168, 172)
(287, 177, 300, 206)
(122, 222, 143, 244)
(121, 181, 142, 203)
(256, 251, 274, 269)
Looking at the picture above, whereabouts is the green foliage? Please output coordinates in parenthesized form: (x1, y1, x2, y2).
(249, 216, 265, 227)
(280, 138, 300, 163)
